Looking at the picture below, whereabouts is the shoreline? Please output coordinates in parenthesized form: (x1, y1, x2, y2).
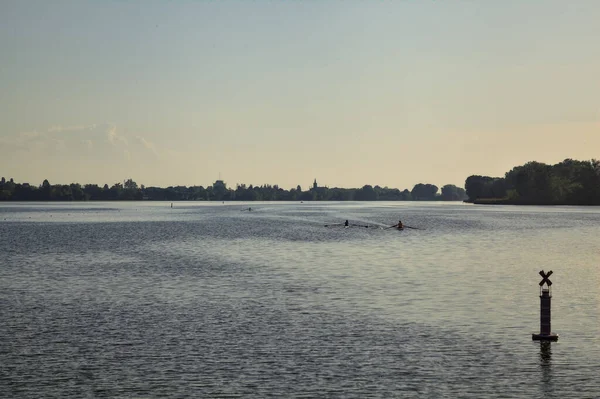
(467, 198, 600, 206)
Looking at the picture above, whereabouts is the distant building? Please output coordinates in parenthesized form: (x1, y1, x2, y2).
(313, 179, 318, 190)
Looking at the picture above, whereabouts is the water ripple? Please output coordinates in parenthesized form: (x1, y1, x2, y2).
(1, 202, 599, 397)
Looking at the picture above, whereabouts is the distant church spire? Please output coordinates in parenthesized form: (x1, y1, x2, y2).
(313, 179, 318, 189)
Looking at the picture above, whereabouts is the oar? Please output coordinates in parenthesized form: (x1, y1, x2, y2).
(404, 225, 421, 230)
(384, 225, 398, 230)
(324, 223, 343, 227)
(351, 224, 370, 228)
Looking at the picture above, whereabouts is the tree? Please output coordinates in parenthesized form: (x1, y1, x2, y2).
(441, 184, 467, 201)
(465, 175, 494, 201)
(355, 185, 378, 201)
(124, 178, 138, 190)
(108, 183, 123, 200)
(120, 179, 141, 200)
(70, 183, 86, 200)
(411, 183, 438, 200)
(468, 158, 600, 205)
(299, 190, 316, 201)
(84, 184, 102, 200)
(212, 180, 227, 201)
(400, 189, 412, 200)
(41, 179, 52, 199)
(505, 162, 553, 203)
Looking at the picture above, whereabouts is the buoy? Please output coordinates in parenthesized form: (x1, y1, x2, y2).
(532, 270, 558, 341)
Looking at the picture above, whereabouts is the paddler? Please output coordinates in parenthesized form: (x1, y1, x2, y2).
(392, 220, 404, 229)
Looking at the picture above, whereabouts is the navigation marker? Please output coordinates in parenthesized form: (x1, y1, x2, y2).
(532, 270, 559, 341)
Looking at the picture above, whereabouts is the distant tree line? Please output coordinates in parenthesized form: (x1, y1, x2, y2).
(0, 177, 467, 202)
(465, 159, 600, 205)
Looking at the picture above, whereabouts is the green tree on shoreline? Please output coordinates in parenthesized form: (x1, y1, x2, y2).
(465, 158, 600, 205)
(0, 177, 467, 202)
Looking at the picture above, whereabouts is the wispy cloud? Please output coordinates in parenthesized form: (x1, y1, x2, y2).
(2, 123, 160, 160)
(0, 130, 47, 151)
(107, 125, 128, 147)
(47, 124, 98, 133)
(135, 136, 159, 158)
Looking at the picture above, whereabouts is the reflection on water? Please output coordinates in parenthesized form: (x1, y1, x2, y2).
(539, 342, 553, 397)
(1, 202, 599, 398)
(540, 341, 552, 365)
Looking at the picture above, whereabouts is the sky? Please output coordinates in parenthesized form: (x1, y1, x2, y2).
(1, 0, 599, 190)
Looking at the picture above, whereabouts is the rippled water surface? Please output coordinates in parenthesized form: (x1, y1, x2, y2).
(1, 201, 599, 398)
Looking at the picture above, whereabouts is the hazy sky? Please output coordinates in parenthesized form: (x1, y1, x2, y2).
(1, 1, 599, 190)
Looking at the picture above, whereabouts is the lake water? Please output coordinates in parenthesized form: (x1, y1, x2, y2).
(1, 201, 599, 398)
